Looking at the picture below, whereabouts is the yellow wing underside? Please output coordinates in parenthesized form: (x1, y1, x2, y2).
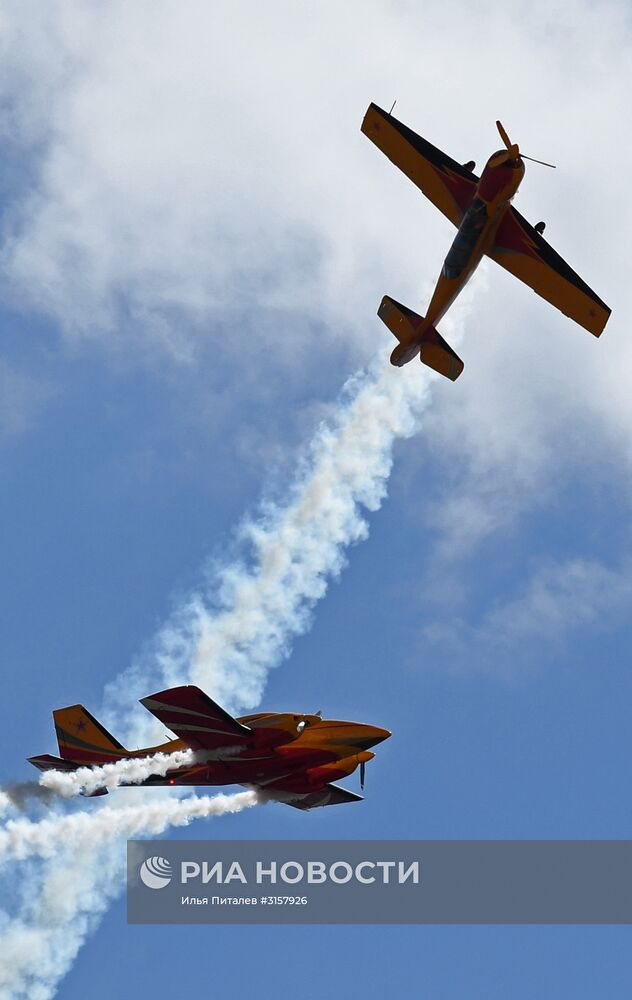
(488, 207, 610, 337)
(361, 103, 478, 228)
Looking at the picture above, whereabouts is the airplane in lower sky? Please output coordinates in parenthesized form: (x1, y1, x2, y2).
(28, 685, 390, 810)
(362, 103, 611, 380)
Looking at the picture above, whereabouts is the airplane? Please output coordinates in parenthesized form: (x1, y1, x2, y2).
(28, 684, 391, 810)
(361, 102, 611, 380)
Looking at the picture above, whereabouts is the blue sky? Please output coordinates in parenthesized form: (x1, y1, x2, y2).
(1, 1, 632, 997)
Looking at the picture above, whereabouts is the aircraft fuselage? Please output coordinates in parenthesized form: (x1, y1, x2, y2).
(30, 706, 389, 795)
(391, 151, 525, 366)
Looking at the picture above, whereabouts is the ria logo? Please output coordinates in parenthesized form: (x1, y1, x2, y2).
(139, 856, 173, 889)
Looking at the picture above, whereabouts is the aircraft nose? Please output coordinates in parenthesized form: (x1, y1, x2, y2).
(358, 725, 391, 749)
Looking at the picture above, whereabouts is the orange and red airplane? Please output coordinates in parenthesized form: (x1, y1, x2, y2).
(28, 684, 390, 810)
(362, 103, 611, 380)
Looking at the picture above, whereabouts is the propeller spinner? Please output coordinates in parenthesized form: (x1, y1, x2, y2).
(496, 120, 556, 169)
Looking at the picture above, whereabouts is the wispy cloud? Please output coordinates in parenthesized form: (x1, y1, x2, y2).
(1, 0, 629, 547)
(0, 358, 53, 438)
(424, 557, 632, 671)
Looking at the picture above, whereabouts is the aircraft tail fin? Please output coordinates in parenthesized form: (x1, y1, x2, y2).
(52, 704, 127, 765)
(378, 295, 464, 380)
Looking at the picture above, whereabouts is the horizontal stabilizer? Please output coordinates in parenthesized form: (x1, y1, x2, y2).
(378, 294, 423, 342)
(27, 753, 109, 794)
(141, 685, 252, 751)
(27, 753, 78, 773)
(378, 295, 464, 380)
(420, 324, 464, 381)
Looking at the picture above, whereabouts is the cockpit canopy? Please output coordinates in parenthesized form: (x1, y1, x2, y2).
(442, 197, 488, 280)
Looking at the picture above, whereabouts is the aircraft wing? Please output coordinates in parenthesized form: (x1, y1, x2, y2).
(140, 685, 252, 751)
(361, 103, 478, 227)
(487, 206, 611, 336)
(254, 781, 364, 810)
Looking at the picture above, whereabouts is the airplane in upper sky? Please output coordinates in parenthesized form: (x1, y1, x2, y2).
(362, 103, 611, 380)
(28, 684, 390, 810)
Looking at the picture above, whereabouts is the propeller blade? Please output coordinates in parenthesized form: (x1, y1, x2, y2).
(495, 120, 520, 161)
(522, 154, 556, 169)
(496, 119, 512, 150)
(360, 760, 366, 791)
(497, 120, 555, 168)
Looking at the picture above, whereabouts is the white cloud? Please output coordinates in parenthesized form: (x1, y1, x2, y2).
(0, 1, 629, 533)
(0, 0, 629, 635)
(0, 2, 619, 348)
(424, 556, 632, 670)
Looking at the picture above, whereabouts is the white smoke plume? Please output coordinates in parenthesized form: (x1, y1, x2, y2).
(0, 789, 258, 866)
(0, 790, 259, 999)
(104, 360, 432, 744)
(39, 749, 196, 798)
(0, 358, 434, 999)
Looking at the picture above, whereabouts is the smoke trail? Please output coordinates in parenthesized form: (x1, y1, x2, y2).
(39, 749, 196, 798)
(0, 782, 57, 811)
(104, 360, 431, 744)
(0, 790, 258, 999)
(0, 789, 258, 865)
(0, 357, 434, 998)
